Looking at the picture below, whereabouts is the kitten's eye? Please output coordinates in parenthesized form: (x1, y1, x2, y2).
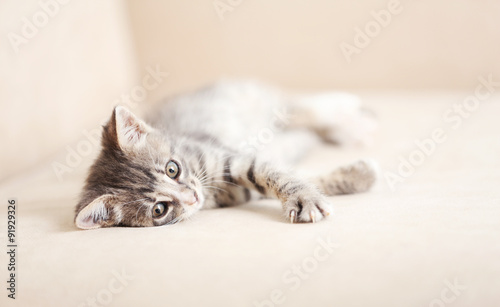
(166, 160, 180, 179)
(152, 202, 167, 218)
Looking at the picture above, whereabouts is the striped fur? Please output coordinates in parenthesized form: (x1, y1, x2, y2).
(75, 81, 377, 229)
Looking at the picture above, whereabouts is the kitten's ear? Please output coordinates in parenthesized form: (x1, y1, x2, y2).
(75, 195, 116, 230)
(104, 106, 153, 150)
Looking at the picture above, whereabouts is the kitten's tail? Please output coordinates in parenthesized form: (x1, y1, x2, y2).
(312, 159, 378, 196)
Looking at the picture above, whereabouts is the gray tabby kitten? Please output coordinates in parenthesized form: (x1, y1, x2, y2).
(75, 81, 377, 229)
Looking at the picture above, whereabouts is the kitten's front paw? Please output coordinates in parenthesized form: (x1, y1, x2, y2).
(284, 191, 332, 223)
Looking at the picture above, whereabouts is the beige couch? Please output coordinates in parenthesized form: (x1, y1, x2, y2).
(2, 93, 500, 307)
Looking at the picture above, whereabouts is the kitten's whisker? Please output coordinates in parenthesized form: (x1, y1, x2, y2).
(199, 171, 232, 179)
(199, 173, 232, 180)
(203, 185, 229, 194)
(196, 142, 214, 165)
(209, 180, 241, 188)
(197, 152, 238, 180)
(198, 173, 233, 185)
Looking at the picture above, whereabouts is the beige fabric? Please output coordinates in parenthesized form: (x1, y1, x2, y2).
(1, 93, 499, 307)
(126, 0, 500, 97)
(0, 0, 137, 181)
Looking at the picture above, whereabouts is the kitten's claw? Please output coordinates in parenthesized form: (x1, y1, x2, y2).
(290, 210, 296, 223)
(283, 192, 330, 223)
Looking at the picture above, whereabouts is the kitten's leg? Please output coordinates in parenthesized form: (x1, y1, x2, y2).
(221, 155, 332, 223)
(311, 159, 378, 196)
(287, 92, 378, 146)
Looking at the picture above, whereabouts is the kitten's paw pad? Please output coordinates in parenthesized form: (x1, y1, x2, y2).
(285, 196, 332, 223)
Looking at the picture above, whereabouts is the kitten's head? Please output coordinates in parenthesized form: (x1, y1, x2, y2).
(75, 106, 205, 229)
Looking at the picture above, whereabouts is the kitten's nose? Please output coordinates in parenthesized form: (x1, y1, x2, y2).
(181, 191, 198, 206)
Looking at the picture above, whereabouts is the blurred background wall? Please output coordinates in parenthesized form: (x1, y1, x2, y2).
(1, 0, 499, 181)
(0, 0, 137, 181)
(126, 0, 500, 100)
